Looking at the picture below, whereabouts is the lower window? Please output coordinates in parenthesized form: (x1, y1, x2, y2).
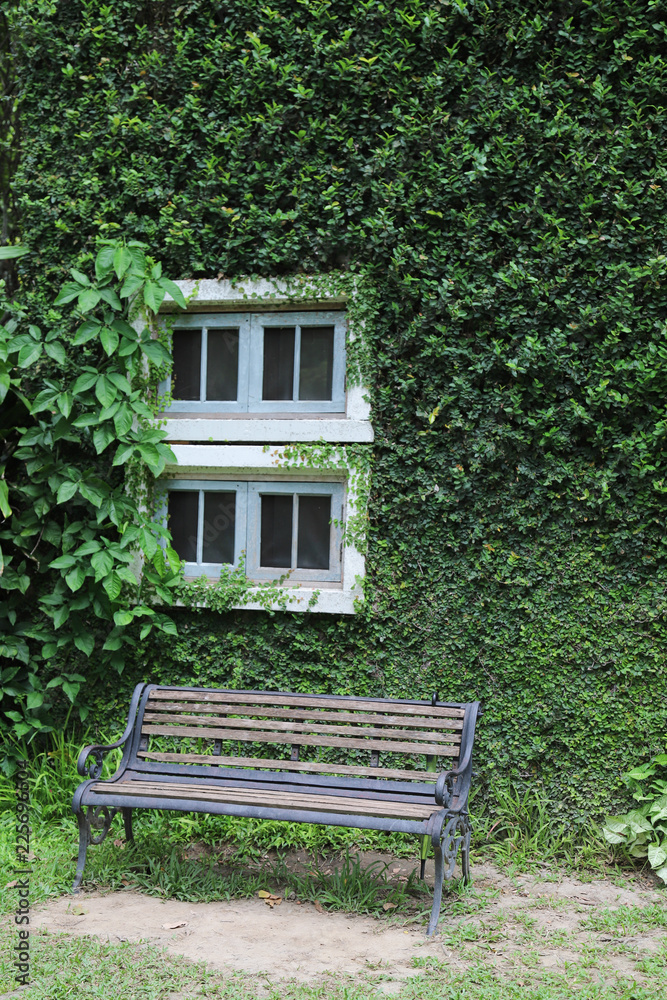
(163, 480, 344, 583)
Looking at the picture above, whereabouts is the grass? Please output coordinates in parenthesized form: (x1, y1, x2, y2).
(3, 734, 667, 999)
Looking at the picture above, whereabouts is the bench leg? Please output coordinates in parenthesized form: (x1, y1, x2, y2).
(122, 807, 134, 842)
(426, 815, 467, 937)
(72, 810, 89, 893)
(461, 821, 472, 884)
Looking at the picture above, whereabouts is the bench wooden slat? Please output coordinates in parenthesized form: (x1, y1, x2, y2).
(137, 751, 439, 782)
(149, 688, 465, 719)
(142, 711, 461, 746)
(145, 700, 464, 731)
(90, 780, 438, 819)
(141, 724, 458, 756)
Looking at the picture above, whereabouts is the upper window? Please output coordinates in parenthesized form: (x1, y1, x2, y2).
(161, 311, 346, 414)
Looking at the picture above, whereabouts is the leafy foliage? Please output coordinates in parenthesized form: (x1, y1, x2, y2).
(603, 755, 667, 884)
(0, 240, 182, 743)
(4, 0, 667, 818)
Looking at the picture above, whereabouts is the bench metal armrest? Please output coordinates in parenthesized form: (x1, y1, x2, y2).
(76, 682, 147, 779)
(434, 701, 479, 811)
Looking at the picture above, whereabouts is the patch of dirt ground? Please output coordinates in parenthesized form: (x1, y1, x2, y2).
(31, 854, 666, 987)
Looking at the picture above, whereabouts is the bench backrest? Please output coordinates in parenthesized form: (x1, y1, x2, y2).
(130, 686, 474, 783)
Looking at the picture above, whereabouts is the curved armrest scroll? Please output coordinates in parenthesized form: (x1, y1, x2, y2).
(76, 682, 148, 778)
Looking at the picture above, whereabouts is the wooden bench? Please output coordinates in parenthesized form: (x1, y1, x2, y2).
(72, 683, 480, 935)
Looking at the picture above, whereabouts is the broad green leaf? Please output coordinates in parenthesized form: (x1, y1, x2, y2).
(0, 480, 11, 518)
(18, 342, 43, 367)
(26, 691, 44, 710)
(57, 392, 73, 418)
(53, 606, 70, 630)
(95, 244, 116, 280)
(0, 245, 28, 260)
(648, 842, 667, 869)
(95, 375, 117, 408)
(99, 287, 122, 310)
(117, 565, 138, 586)
(54, 282, 82, 304)
(30, 388, 58, 413)
(74, 632, 95, 657)
(44, 341, 67, 364)
(107, 371, 131, 393)
(113, 609, 134, 626)
(158, 277, 187, 309)
(141, 339, 170, 366)
(100, 326, 120, 356)
(73, 320, 102, 346)
(93, 424, 115, 455)
(118, 337, 139, 356)
(103, 571, 122, 600)
(143, 279, 165, 313)
(157, 617, 178, 636)
(41, 643, 58, 657)
(65, 565, 86, 592)
(62, 680, 80, 703)
(112, 441, 135, 466)
(73, 539, 100, 557)
(139, 623, 152, 641)
(655, 864, 667, 885)
(114, 405, 133, 436)
(120, 274, 143, 298)
(49, 552, 76, 569)
(92, 549, 114, 581)
(78, 288, 101, 312)
(70, 268, 90, 286)
(111, 318, 137, 339)
(113, 245, 133, 279)
(79, 481, 105, 507)
(0, 372, 10, 405)
(57, 480, 78, 504)
(72, 371, 98, 395)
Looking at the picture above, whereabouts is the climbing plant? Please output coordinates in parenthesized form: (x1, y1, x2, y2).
(0, 239, 183, 745)
(3, 0, 667, 820)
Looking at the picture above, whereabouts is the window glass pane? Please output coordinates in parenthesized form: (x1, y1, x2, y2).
(202, 492, 236, 564)
(299, 326, 334, 401)
(262, 327, 295, 400)
(171, 329, 201, 400)
(168, 491, 198, 562)
(260, 494, 293, 567)
(297, 494, 331, 570)
(206, 328, 239, 401)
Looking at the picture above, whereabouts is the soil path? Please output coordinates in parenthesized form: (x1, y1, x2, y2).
(31, 855, 664, 987)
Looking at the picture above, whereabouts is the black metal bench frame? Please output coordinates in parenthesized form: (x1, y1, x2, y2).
(72, 683, 480, 936)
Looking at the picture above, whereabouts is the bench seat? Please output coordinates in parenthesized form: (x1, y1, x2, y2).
(72, 683, 480, 935)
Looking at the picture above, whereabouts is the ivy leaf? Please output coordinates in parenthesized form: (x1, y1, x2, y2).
(100, 326, 120, 356)
(78, 288, 101, 312)
(56, 480, 78, 504)
(95, 375, 117, 408)
(65, 565, 86, 591)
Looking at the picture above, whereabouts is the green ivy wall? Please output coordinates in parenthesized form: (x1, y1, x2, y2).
(12, 0, 667, 823)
